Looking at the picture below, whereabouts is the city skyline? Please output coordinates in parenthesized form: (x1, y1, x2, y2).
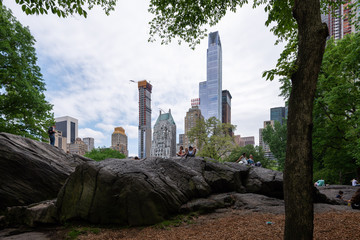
(4, 1, 285, 156)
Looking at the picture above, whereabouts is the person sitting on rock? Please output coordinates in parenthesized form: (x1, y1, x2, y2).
(236, 153, 247, 164)
(350, 188, 360, 209)
(336, 191, 344, 199)
(186, 146, 196, 157)
(177, 146, 185, 157)
(351, 179, 360, 186)
(247, 154, 255, 165)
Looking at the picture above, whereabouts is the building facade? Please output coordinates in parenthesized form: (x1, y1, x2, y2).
(199, 31, 222, 121)
(55, 116, 78, 144)
(54, 130, 67, 152)
(184, 105, 204, 149)
(234, 135, 255, 147)
(222, 90, 232, 124)
(259, 120, 276, 160)
(68, 137, 87, 156)
(111, 127, 128, 157)
(138, 80, 152, 159)
(151, 110, 176, 158)
(322, 1, 360, 40)
(83, 137, 94, 152)
(270, 106, 287, 125)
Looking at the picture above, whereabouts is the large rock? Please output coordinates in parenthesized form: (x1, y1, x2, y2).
(0, 132, 92, 211)
(56, 157, 284, 226)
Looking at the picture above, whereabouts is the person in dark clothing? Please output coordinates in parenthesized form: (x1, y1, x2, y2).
(350, 188, 360, 209)
(48, 125, 56, 146)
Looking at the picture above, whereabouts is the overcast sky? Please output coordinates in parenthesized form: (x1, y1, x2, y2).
(4, 0, 285, 156)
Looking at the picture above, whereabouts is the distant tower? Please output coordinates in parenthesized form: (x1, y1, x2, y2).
(199, 31, 222, 120)
(55, 116, 78, 144)
(138, 80, 152, 159)
(68, 137, 87, 156)
(151, 109, 176, 158)
(111, 127, 128, 157)
(270, 106, 287, 125)
(184, 105, 204, 149)
(83, 137, 94, 152)
(222, 90, 232, 124)
(259, 120, 275, 160)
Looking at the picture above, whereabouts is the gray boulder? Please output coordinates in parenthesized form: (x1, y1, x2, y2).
(56, 157, 285, 226)
(0, 132, 92, 211)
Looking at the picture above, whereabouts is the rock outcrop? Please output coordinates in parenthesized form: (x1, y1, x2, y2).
(0, 132, 92, 211)
(56, 157, 285, 226)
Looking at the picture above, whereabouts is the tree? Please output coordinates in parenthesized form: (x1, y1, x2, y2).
(84, 147, 126, 161)
(225, 144, 272, 168)
(187, 117, 236, 161)
(11, 0, 117, 18)
(0, 5, 54, 141)
(262, 121, 287, 171)
(313, 33, 360, 183)
(147, 0, 359, 238)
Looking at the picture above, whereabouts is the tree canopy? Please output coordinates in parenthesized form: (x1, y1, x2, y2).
(187, 117, 236, 161)
(11, 0, 117, 18)
(262, 120, 287, 171)
(84, 147, 126, 161)
(0, 5, 54, 141)
(313, 33, 360, 183)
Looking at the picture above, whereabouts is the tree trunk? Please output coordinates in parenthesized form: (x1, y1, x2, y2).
(284, 0, 328, 239)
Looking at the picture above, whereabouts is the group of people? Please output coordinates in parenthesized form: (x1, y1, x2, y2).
(336, 189, 360, 210)
(236, 153, 262, 167)
(177, 146, 196, 158)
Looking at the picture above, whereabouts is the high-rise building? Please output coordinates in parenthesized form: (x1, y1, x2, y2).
(199, 31, 222, 121)
(322, 1, 359, 40)
(222, 90, 232, 124)
(111, 127, 128, 157)
(259, 120, 276, 160)
(138, 80, 152, 159)
(68, 137, 87, 156)
(55, 116, 78, 144)
(54, 130, 67, 152)
(83, 137, 94, 152)
(270, 107, 287, 125)
(184, 105, 204, 149)
(151, 110, 176, 158)
(234, 135, 255, 147)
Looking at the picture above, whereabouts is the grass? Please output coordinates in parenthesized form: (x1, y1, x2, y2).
(66, 227, 100, 240)
(153, 212, 199, 230)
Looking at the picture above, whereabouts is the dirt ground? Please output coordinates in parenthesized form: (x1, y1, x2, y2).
(70, 205, 360, 240)
(1, 204, 359, 239)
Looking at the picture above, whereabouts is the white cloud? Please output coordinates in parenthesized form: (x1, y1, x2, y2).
(4, 0, 285, 151)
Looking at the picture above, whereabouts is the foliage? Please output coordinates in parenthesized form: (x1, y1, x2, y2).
(0, 5, 54, 141)
(262, 121, 287, 171)
(225, 144, 273, 169)
(187, 117, 236, 161)
(84, 147, 126, 161)
(312, 33, 360, 183)
(10, 0, 117, 18)
(67, 227, 100, 240)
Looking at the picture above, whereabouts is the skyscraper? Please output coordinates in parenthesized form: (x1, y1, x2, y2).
(199, 31, 222, 121)
(55, 116, 78, 144)
(138, 80, 152, 159)
(184, 105, 204, 149)
(222, 90, 232, 124)
(270, 107, 287, 125)
(111, 127, 128, 157)
(83, 137, 94, 152)
(322, 1, 359, 40)
(151, 110, 176, 158)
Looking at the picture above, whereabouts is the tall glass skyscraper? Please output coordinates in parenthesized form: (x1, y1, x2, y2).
(199, 31, 222, 120)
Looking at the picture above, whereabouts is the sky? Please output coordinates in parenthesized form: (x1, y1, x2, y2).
(4, 0, 286, 156)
